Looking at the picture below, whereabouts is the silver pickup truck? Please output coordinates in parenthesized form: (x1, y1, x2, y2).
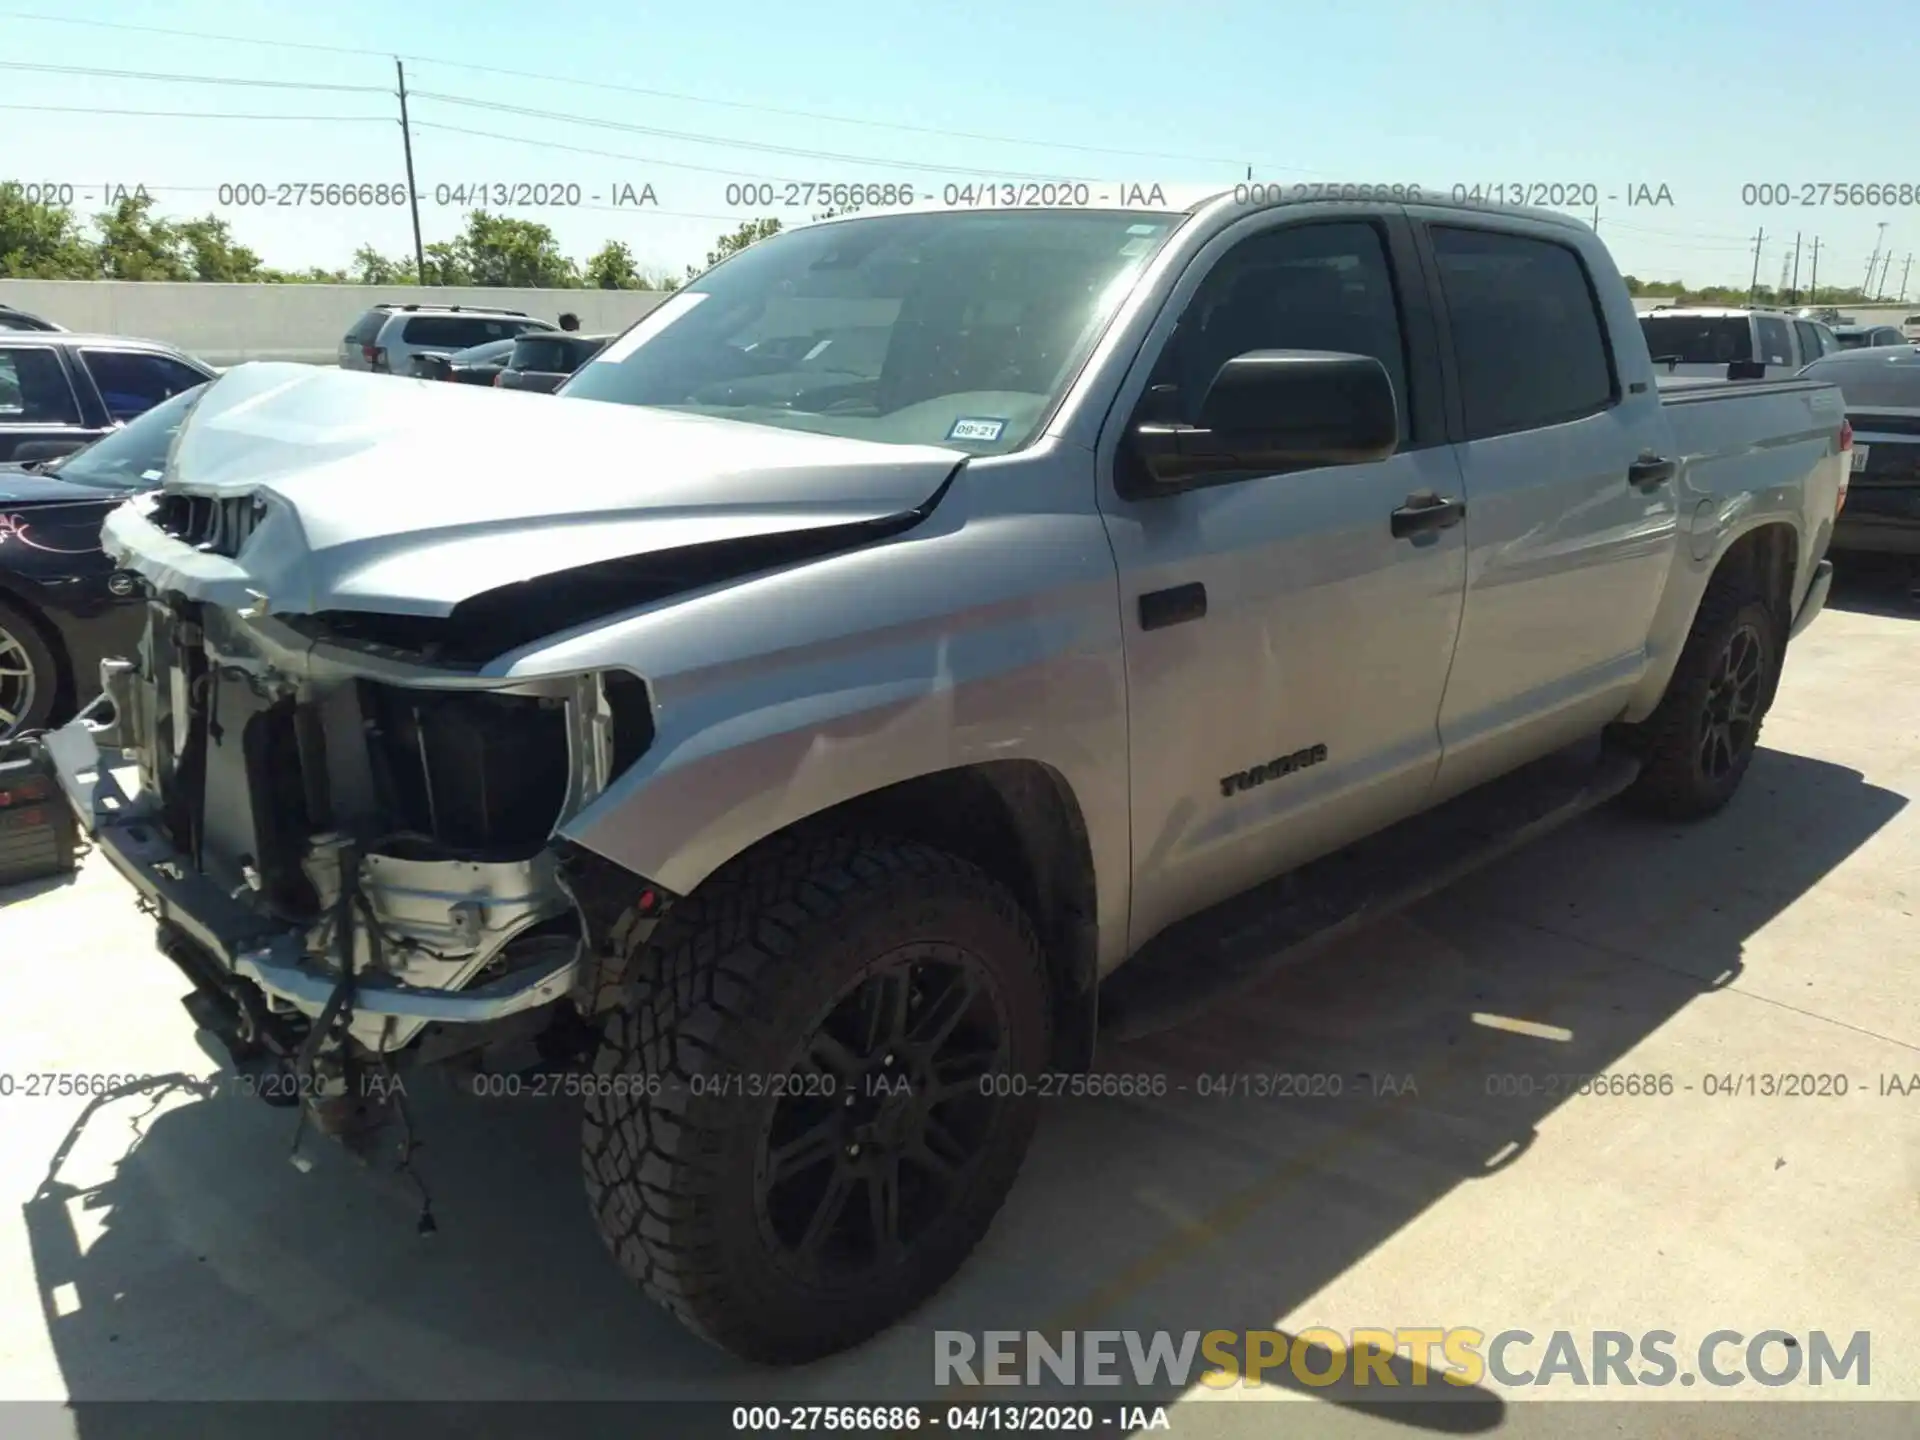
(42, 188, 1846, 1366)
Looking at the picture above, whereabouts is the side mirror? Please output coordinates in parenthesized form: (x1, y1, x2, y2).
(1130, 350, 1399, 489)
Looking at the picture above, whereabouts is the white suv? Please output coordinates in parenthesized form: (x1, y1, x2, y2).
(1902, 314, 1920, 343)
(339, 304, 558, 375)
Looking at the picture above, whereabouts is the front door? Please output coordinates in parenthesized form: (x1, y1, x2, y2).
(1097, 212, 1469, 954)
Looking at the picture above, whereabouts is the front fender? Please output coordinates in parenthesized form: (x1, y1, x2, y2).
(515, 456, 1134, 967)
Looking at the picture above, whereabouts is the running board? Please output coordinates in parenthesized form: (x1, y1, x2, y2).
(1098, 736, 1643, 1042)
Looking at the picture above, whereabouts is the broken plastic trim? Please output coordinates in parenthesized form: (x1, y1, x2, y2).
(286, 461, 964, 666)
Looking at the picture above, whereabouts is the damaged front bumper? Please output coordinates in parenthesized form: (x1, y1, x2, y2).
(43, 595, 653, 1062)
(47, 711, 583, 1029)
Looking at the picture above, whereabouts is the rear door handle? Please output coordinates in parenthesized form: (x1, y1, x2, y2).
(1629, 454, 1676, 489)
(1139, 582, 1207, 631)
(1389, 492, 1466, 539)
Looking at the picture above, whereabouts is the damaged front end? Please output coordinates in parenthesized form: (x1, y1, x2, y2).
(54, 587, 668, 1160)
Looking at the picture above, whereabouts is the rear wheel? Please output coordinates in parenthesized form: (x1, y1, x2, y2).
(1620, 575, 1781, 820)
(582, 831, 1051, 1364)
(0, 598, 59, 739)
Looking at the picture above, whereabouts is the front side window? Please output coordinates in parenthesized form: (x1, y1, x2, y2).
(1432, 226, 1614, 438)
(0, 346, 81, 424)
(561, 209, 1182, 455)
(1138, 220, 1414, 443)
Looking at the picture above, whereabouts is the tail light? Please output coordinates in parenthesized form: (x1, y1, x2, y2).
(1837, 417, 1851, 515)
(492, 372, 504, 387)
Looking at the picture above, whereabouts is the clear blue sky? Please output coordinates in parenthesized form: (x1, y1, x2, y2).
(6, 0, 1920, 294)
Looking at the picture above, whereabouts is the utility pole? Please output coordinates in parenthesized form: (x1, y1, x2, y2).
(1591, 202, 1600, 233)
(1748, 227, 1766, 302)
(1808, 236, 1821, 303)
(1876, 248, 1895, 297)
(1864, 222, 1888, 295)
(1789, 232, 1802, 305)
(1900, 254, 1913, 303)
(395, 58, 427, 286)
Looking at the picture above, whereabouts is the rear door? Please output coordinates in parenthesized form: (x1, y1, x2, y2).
(0, 343, 97, 462)
(1754, 314, 1797, 377)
(1098, 207, 1469, 951)
(1413, 216, 1681, 801)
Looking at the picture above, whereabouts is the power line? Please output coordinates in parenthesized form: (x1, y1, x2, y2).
(0, 102, 390, 121)
(408, 92, 1095, 181)
(0, 59, 389, 92)
(409, 120, 824, 184)
(0, 7, 1309, 171)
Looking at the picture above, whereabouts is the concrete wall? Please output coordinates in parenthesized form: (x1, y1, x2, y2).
(0, 280, 674, 367)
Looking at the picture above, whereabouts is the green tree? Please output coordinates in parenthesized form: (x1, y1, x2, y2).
(687, 217, 781, 280)
(351, 243, 418, 285)
(445, 210, 579, 288)
(92, 193, 192, 280)
(0, 187, 99, 278)
(176, 215, 264, 282)
(584, 239, 680, 291)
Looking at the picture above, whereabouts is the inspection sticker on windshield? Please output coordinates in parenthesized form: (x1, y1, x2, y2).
(947, 416, 1006, 443)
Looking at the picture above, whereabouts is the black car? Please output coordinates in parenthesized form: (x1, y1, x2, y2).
(0, 382, 209, 737)
(0, 332, 216, 464)
(410, 336, 518, 385)
(0, 302, 63, 333)
(496, 331, 612, 393)
(1799, 345, 1920, 558)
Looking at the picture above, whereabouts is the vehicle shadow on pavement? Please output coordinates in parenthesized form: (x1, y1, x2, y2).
(20, 747, 1905, 1436)
(1827, 556, 1918, 620)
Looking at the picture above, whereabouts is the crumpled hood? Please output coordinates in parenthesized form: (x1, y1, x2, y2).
(103, 362, 964, 616)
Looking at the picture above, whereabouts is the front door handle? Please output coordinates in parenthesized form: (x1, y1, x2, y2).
(1389, 492, 1466, 539)
(1629, 453, 1677, 489)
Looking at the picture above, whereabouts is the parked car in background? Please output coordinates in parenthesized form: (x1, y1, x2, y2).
(495, 331, 613, 393)
(1638, 305, 1831, 379)
(0, 380, 209, 736)
(339, 304, 558, 376)
(0, 333, 216, 464)
(410, 337, 519, 386)
(1832, 324, 1909, 350)
(1901, 314, 1920, 342)
(1794, 305, 1847, 326)
(0, 303, 64, 333)
(1799, 343, 1920, 558)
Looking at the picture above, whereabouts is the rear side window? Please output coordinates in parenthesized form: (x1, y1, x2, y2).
(345, 309, 389, 345)
(1640, 315, 1753, 365)
(401, 315, 529, 348)
(1755, 316, 1793, 366)
(81, 350, 207, 421)
(1792, 320, 1822, 363)
(0, 346, 81, 424)
(511, 334, 585, 373)
(1431, 226, 1615, 439)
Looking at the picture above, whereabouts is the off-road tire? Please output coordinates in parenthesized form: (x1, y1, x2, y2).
(0, 596, 59, 740)
(1619, 572, 1782, 821)
(582, 831, 1051, 1365)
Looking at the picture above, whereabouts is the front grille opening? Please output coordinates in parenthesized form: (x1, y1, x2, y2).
(151, 493, 266, 558)
(604, 671, 655, 778)
(362, 684, 571, 856)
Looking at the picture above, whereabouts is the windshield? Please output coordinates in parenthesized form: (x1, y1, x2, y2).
(42, 382, 208, 490)
(1640, 315, 1752, 365)
(559, 209, 1181, 454)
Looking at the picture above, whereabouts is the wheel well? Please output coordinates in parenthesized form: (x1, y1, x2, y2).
(1715, 522, 1797, 638)
(0, 582, 73, 714)
(801, 761, 1101, 1073)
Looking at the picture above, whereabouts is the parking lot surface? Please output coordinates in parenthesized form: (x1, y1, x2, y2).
(1, 568, 1915, 1437)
